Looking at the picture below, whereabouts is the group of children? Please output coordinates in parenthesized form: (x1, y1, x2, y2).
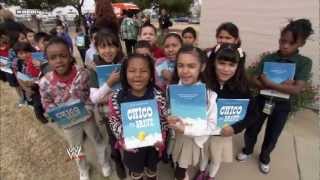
(0, 18, 314, 180)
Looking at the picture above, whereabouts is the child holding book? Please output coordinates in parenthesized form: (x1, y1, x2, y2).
(39, 37, 111, 180)
(12, 42, 38, 97)
(138, 23, 165, 59)
(86, 29, 126, 179)
(167, 45, 219, 180)
(6, 31, 29, 106)
(33, 32, 51, 75)
(237, 19, 314, 174)
(155, 33, 182, 90)
(88, 29, 123, 103)
(195, 43, 256, 180)
(13, 42, 47, 123)
(181, 26, 197, 46)
(108, 54, 168, 180)
(206, 22, 241, 60)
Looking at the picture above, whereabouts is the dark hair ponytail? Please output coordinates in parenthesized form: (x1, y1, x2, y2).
(281, 18, 313, 43)
(216, 22, 241, 47)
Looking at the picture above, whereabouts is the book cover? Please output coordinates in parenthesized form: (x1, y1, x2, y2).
(76, 36, 85, 47)
(0, 56, 12, 74)
(120, 99, 162, 149)
(155, 60, 175, 79)
(260, 62, 296, 99)
(16, 72, 33, 81)
(47, 100, 90, 128)
(0, 56, 8, 65)
(217, 99, 249, 128)
(96, 64, 121, 89)
(168, 84, 207, 126)
(263, 62, 295, 84)
(0, 67, 12, 74)
(31, 52, 47, 62)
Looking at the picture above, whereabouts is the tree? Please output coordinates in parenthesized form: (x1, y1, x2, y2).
(6, 0, 65, 10)
(159, 0, 193, 16)
(6, 0, 87, 32)
(67, 0, 86, 29)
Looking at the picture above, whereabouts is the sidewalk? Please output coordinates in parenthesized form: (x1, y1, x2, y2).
(0, 81, 319, 180)
(80, 109, 319, 180)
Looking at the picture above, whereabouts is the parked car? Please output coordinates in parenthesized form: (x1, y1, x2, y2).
(174, 16, 189, 23)
(189, 16, 200, 24)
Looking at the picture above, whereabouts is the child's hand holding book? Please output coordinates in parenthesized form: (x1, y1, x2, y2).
(221, 126, 235, 137)
(260, 74, 276, 89)
(32, 59, 41, 68)
(161, 69, 172, 82)
(260, 74, 295, 90)
(167, 116, 192, 134)
(118, 139, 139, 153)
(106, 70, 120, 87)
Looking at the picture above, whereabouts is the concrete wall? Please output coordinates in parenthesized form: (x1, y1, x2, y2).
(199, 0, 319, 85)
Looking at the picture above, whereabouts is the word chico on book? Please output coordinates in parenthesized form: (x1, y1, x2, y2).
(56, 106, 81, 119)
(47, 100, 89, 128)
(217, 99, 249, 128)
(127, 107, 153, 120)
(219, 106, 243, 115)
(121, 99, 162, 149)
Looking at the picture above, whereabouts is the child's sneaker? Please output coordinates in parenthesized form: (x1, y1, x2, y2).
(236, 152, 251, 161)
(101, 163, 111, 177)
(259, 162, 270, 174)
(194, 170, 209, 180)
(79, 168, 90, 180)
(16, 99, 27, 108)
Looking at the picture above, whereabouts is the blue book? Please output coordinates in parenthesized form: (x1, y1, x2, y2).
(76, 35, 85, 47)
(168, 84, 207, 126)
(0, 56, 8, 65)
(155, 60, 175, 79)
(261, 62, 296, 99)
(263, 62, 295, 84)
(217, 99, 249, 128)
(0, 56, 12, 74)
(31, 52, 47, 62)
(16, 72, 33, 81)
(47, 100, 90, 128)
(120, 99, 163, 149)
(96, 64, 121, 89)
